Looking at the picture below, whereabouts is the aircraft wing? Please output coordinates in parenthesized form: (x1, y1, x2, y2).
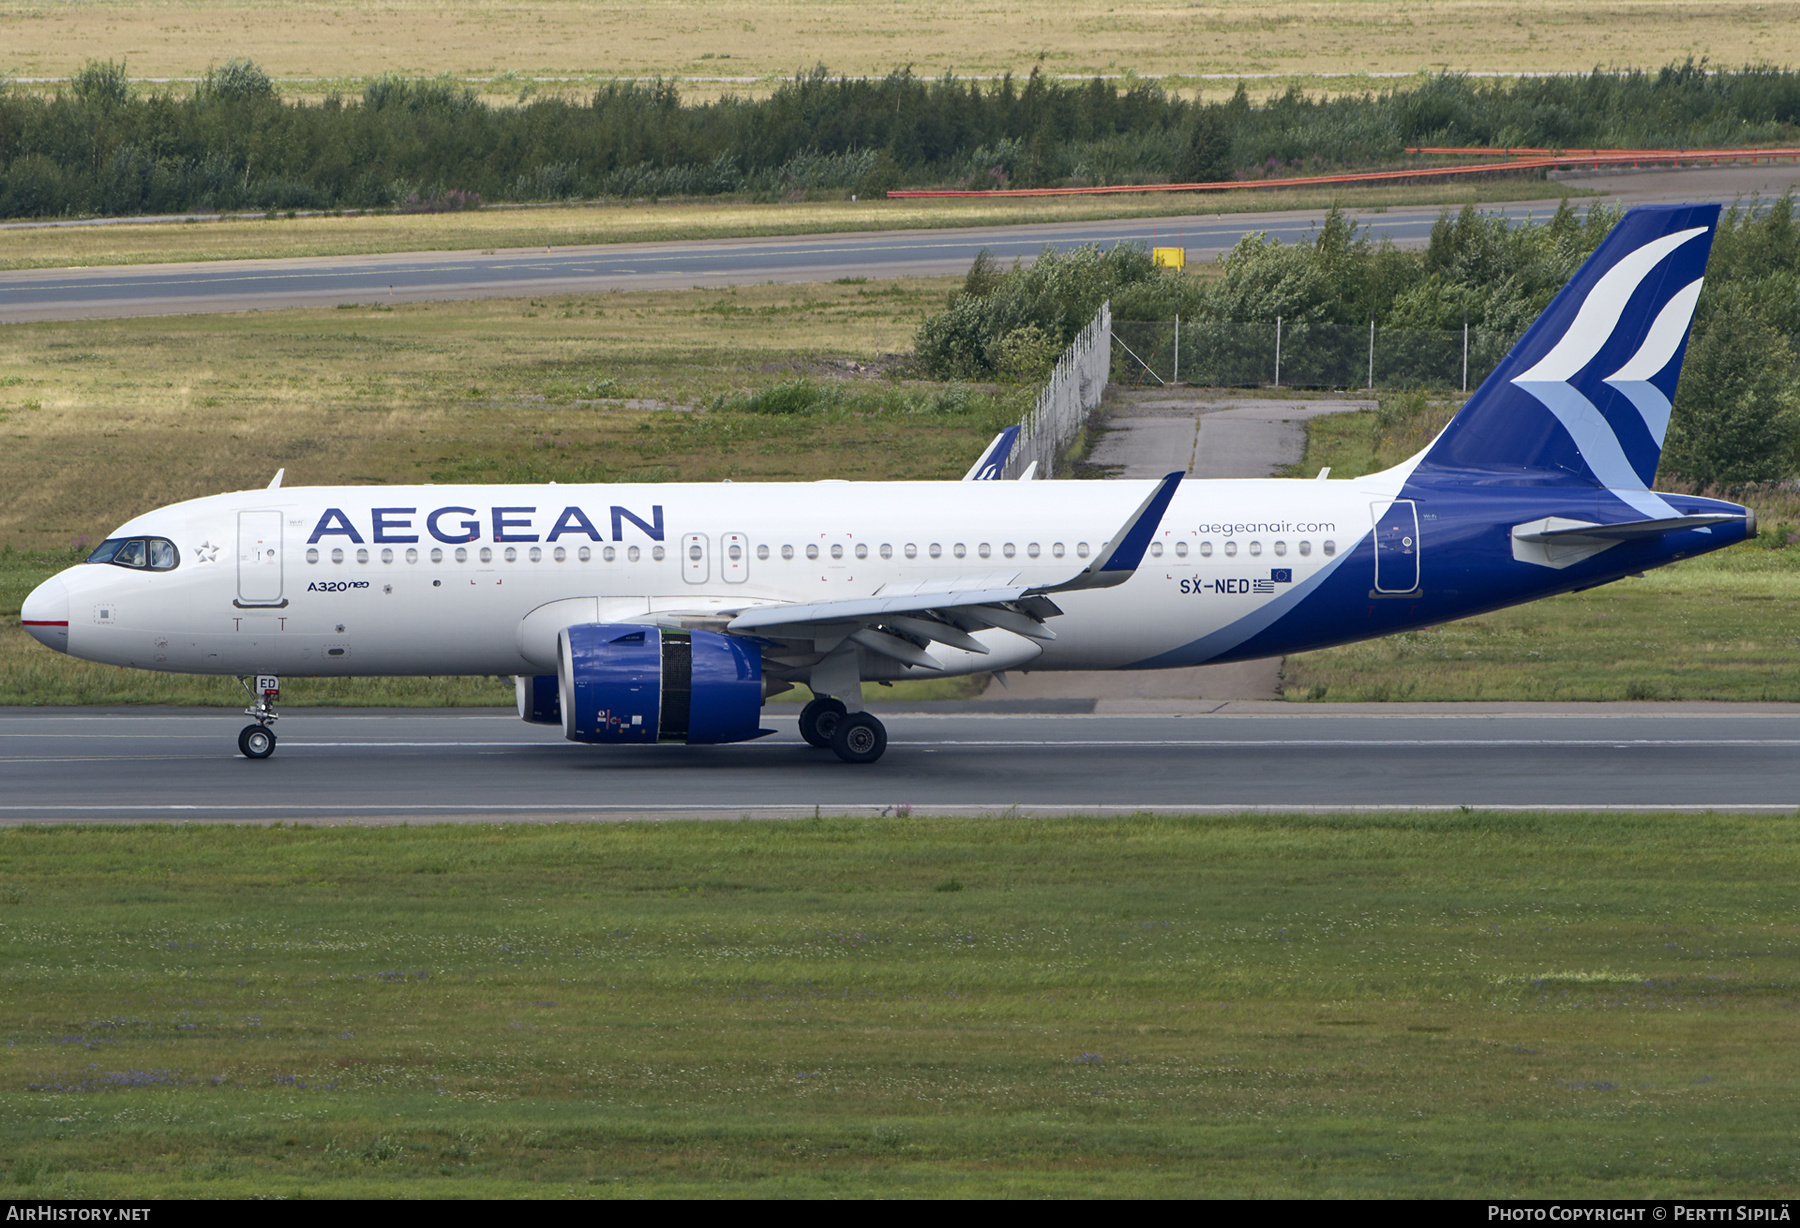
(962, 426, 1021, 480)
(718, 472, 1184, 664)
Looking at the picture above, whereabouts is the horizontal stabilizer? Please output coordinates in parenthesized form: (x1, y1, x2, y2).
(1514, 513, 1743, 542)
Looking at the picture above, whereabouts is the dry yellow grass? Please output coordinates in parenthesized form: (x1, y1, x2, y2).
(2, 1, 1792, 102)
(0, 181, 1579, 270)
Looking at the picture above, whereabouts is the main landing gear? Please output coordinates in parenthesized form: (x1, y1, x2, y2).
(237, 674, 280, 760)
(798, 695, 888, 764)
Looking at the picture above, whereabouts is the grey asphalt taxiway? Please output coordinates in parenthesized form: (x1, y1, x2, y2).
(9, 165, 1800, 324)
(0, 205, 1496, 323)
(3, 704, 1797, 822)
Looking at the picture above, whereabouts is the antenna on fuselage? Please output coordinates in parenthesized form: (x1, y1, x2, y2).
(267, 469, 284, 489)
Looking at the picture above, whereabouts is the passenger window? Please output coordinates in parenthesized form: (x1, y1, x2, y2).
(1052, 543, 1064, 558)
(628, 546, 640, 562)
(1200, 541, 1213, 557)
(1150, 542, 1163, 557)
(854, 543, 867, 560)
(578, 546, 591, 562)
(551, 546, 563, 562)
(1273, 541, 1287, 556)
(830, 544, 843, 560)
(502, 548, 516, 563)
(953, 544, 966, 558)
(453, 547, 466, 563)
(689, 544, 703, 561)
(929, 544, 942, 559)
(332, 547, 346, 564)
(1249, 542, 1262, 557)
(381, 547, 394, 564)
(478, 547, 492, 563)
(306, 547, 320, 564)
(406, 547, 420, 563)
(806, 544, 819, 560)
(1027, 543, 1040, 558)
(430, 547, 443, 563)
(529, 546, 542, 562)
(978, 543, 990, 558)
(651, 546, 664, 561)
(1175, 541, 1188, 557)
(905, 544, 917, 559)
(1224, 542, 1237, 557)
(603, 546, 616, 561)
(357, 548, 370, 564)
(781, 544, 794, 560)
(728, 544, 742, 561)
(1299, 540, 1312, 557)
(1323, 540, 1337, 556)
(879, 544, 892, 559)
(1003, 543, 1015, 558)
(1076, 543, 1089, 558)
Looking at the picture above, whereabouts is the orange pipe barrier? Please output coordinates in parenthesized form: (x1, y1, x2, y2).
(888, 147, 1800, 199)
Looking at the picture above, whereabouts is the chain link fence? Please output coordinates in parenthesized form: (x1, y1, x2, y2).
(1111, 318, 1521, 392)
(1002, 301, 1112, 480)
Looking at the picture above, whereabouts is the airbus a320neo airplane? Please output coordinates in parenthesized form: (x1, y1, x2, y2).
(20, 204, 1755, 764)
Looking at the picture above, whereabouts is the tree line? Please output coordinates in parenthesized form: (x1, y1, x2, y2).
(6, 59, 1800, 217)
(916, 200, 1800, 490)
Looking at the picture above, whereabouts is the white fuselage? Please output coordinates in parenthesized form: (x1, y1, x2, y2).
(29, 475, 1401, 679)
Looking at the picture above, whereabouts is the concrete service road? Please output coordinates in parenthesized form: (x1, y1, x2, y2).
(3, 706, 1797, 821)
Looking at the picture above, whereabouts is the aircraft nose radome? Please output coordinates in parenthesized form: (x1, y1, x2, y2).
(21, 573, 70, 653)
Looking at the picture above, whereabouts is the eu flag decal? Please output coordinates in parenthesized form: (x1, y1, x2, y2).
(1271, 569, 1292, 583)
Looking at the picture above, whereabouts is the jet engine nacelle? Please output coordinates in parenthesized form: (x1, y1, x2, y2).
(556, 623, 770, 745)
(515, 673, 562, 725)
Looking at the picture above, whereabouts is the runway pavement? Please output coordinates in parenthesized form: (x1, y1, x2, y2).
(4, 704, 1797, 822)
(0, 205, 1489, 323)
(8, 165, 1800, 324)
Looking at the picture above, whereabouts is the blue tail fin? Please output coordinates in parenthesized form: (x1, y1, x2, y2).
(1414, 204, 1719, 515)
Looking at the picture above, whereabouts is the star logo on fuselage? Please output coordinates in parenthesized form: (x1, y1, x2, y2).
(195, 541, 220, 563)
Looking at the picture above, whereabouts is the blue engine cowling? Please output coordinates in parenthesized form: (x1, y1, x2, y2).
(556, 623, 769, 745)
(516, 673, 562, 725)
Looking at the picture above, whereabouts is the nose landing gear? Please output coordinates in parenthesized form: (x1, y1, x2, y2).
(237, 674, 280, 760)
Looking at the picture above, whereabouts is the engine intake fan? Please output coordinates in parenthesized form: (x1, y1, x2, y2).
(556, 623, 771, 745)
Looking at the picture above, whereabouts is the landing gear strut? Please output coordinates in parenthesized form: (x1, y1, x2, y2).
(237, 674, 280, 760)
(798, 696, 847, 749)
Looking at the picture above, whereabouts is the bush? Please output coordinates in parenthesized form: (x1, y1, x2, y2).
(9, 62, 1800, 219)
(916, 242, 1160, 379)
(1174, 108, 1236, 183)
(1662, 299, 1800, 489)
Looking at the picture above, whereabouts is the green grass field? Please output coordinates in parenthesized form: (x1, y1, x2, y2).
(2, 813, 1796, 1198)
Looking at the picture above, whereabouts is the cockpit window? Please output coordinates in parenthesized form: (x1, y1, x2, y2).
(86, 537, 179, 571)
